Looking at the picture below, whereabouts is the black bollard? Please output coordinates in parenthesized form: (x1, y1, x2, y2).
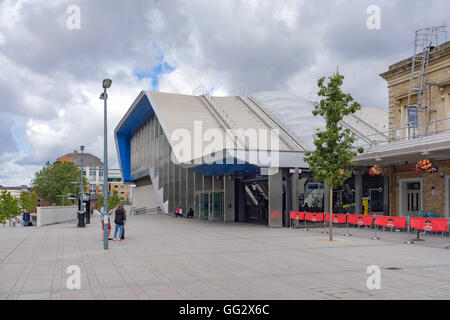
(77, 210, 86, 228)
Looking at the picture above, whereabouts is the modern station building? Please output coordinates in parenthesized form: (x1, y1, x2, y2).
(115, 89, 387, 227)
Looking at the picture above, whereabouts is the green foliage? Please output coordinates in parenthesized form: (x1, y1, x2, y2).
(32, 161, 88, 206)
(19, 191, 37, 212)
(304, 71, 364, 189)
(0, 190, 21, 224)
(98, 190, 121, 211)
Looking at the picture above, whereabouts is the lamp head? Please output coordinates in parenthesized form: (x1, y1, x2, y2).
(80, 145, 85, 152)
(102, 79, 112, 89)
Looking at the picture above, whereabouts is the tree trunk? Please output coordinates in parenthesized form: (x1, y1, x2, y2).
(329, 187, 333, 241)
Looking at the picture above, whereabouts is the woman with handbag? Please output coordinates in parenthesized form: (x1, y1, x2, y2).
(113, 204, 126, 242)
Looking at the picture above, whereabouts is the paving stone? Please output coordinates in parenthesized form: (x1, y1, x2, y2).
(1, 214, 450, 299)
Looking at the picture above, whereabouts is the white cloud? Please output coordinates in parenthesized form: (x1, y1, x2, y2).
(0, 0, 449, 186)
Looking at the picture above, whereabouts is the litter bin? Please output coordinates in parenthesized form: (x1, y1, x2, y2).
(77, 210, 86, 228)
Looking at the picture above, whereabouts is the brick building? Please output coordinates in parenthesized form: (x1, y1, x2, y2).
(356, 39, 450, 218)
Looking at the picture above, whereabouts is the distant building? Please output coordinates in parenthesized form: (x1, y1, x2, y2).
(57, 151, 132, 202)
(0, 185, 30, 199)
(57, 150, 105, 194)
(108, 169, 131, 203)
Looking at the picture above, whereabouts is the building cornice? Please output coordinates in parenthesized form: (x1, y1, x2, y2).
(380, 41, 450, 81)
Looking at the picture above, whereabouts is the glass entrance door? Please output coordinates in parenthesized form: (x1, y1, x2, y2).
(406, 182, 421, 215)
(200, 193, 209, 220)
(210, 192, 223, 221)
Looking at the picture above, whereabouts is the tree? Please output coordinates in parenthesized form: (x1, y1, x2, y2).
(32, 161, 88, 206)
(304, 70, 364, 241)
(0, 190, 21, 224)
(98, 190, 121, 211)
(20, 191, 37, 212)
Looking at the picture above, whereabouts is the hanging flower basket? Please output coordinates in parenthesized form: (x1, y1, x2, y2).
(369, 165, 390, 176)
(416, 159, 437, 174)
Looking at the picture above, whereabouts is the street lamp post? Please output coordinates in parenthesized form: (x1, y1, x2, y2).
(100, 79, 112, 250)
(78, 145, 86, 227)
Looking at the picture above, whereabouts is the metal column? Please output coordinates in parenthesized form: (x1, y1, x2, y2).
(268, 168, 283, 228)
(355, 168, 363, 215)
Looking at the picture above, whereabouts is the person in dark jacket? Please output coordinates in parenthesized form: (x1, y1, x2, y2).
(113, 205, 126, 242)
(187, 208, 194, 219)
(23, 210, 30, 227)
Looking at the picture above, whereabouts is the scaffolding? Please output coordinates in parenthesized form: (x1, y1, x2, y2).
(406, 25, 447, 138)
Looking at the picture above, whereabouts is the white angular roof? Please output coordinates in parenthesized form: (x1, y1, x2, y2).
(250, 91, 389, 151)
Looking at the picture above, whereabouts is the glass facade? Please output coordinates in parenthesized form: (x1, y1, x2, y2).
(298, 172, 325, 212)
(129, 115, 201, 216)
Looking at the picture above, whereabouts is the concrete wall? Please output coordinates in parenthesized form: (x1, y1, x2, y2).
(37, 206, 77, 227)
(133, 182, 159, 210)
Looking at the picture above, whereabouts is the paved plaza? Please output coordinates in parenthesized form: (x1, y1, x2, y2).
(1, 213, 450, 300)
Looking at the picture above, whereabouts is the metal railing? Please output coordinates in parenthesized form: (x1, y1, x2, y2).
(363, 116, 450, 146)
(194, 85, 249, 150)
(131, 207, 162, 215)
(239, 96, 303, 151)
(248, 96, 308, 151)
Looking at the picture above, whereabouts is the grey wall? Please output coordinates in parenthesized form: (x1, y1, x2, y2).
(37, 206, 77, 227)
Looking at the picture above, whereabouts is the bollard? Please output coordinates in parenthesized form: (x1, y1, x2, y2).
(321, 213, 328, 234)
(344, 213, 352, 237)
(304, 211, 309, 231)
(404, 216, 415, 244)
(372, 215, 380, 240)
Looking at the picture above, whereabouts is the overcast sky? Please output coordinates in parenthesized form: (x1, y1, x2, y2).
(0, 0, 448, 186)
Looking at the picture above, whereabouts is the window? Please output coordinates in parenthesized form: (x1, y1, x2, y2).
(89, 184, 96, 193)
(121, 185, 124, 188)
(407, 183, 420, 190)
(407, 105, 418, 139)
(99, 169, 103, 177)
(89, 168, 96, 180)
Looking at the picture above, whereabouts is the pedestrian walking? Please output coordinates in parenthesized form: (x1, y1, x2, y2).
(113, 204, 126, 242)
